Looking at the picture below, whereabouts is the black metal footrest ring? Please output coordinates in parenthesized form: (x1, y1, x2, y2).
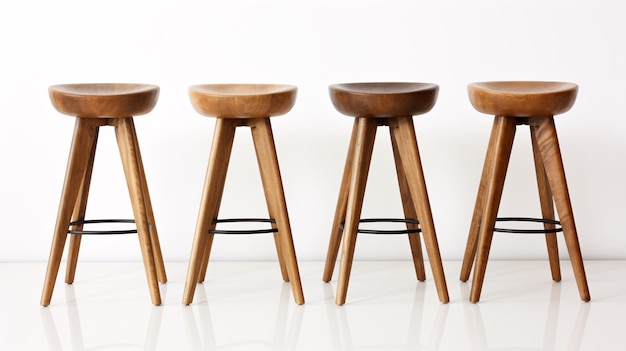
(340, 218, 421, 235)
(68, 219, 137, 235)
(494, 217, 563, 234)
(209, 218, 278, 235)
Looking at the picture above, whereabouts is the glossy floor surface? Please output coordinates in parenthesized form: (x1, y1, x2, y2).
(1, 261, 624, 350)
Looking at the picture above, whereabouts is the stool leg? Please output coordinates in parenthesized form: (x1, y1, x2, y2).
(249, 120, 289, 282)
(271, 222, 290, 282)
(336, 118, 377, 305)
(470, 116, 517, 303)
(530, 117, 590, 302)
(461, 117, 503, 282)
(113, 118, 161, 306)
(41, 118, 102, 306)
(250, 118, 305, 304)
(127, 120, 167, 283)
(530, 127, 561, 282)
(389, 124, 426, 282)
(323, 121, 359, 282)
(389, 117, 449, 303)
(183, 119, 236, 304)
(65, 127, 99, 284)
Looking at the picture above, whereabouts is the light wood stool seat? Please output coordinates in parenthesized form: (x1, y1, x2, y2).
(189, 84, 296, 118)
(183, 84, 304, 305)
(41, 83, 167, 306)
(468, 81, 578, 117)
(323, 82, 449, 305)
(48, 83, 160, 117)
(460, 81, 590, 303)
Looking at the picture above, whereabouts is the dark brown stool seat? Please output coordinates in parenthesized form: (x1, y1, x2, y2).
(41, 83, 167, 306)
(183, 84, 304, 305)
(460, 81, 590, 303)
(323, 82, 449, 305)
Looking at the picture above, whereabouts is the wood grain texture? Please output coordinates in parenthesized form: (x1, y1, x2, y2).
(42, 84, 165, 306)
(324, 82, 448, 305)
(460, 117, 503, 282)
(336, 117, 377, 305)
(49, 84, 159, 118)
(390, 124, 426, 282)
(329, 82, 438, 118)
(184, 85, 304, 305)
(250, 118, 304, 304)
(113, 118, 162, 306)
(41, 118, 104, 306)
(530, 126, 561, 282)
(65, 126, 99, 284)
(388, 117, 449, 303)
(529, 116, 590, 301)
(126, 119, 167, 284)
(322, 121, 359, 282)
(183, 118, 237, 305)
(469, 116, 517, 303)
(189, 84, 296, 118)
(462, 81, 589, 303)
(468, 81, 577, 117)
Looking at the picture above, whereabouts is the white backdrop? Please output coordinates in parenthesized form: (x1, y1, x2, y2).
(1, 0, 625, 263)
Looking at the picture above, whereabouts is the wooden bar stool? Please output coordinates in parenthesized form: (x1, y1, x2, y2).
(183, 84, 304, 305)
(460, 81, 590, 303)
(41, 84, 167, 306)
(322, 82, 449, 305)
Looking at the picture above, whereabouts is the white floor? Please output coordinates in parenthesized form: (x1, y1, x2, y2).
(1, 260, 625, 350)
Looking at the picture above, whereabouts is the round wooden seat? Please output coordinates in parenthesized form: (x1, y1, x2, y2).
(468, 81, 578, 117)
(323, 81, 449, 306)
(41, 83, 166, 307)
(329, 82, 438, 118)
(461, 80, 589, 303)
(188, 84, 297, 118)
(48, 83, 159, 118)
(183, 83, 304, 306)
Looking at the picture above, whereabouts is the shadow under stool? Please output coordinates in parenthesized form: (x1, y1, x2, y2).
(41, 84, 167, 306)
(183, 84, 304, 305)
(322, 82, 450, 305)
(459, 81, 590, 303)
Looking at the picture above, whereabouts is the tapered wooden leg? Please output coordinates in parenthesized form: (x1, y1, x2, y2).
(41, 118, 103, 307)
(113, 118, 161, 306)
(272, 228, 290, 282)
(183, 118, 237, 305)
(389, 123, 426, 282)
(323, 121, 359, 282)
(530, 117, 590, 302)
(470, 116, 517, 303)
(196, 235, 213, 284)
(65, 127, 99, 284)
(251, 119, 288, 282)
(389, 117, 449, 303)
(336, 118, 378, 305)
(460, 118, 503, 282)
(127, 121, 167, 283)
(250, 118, 304, 304)
(530, 126, 561, 282)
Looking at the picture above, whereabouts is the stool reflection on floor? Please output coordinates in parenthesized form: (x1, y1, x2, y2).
(460, 81, 590, 303)
(41, 84, 167, 306)
(322, 82, 449, 305)
(183, 84, 304, 305)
